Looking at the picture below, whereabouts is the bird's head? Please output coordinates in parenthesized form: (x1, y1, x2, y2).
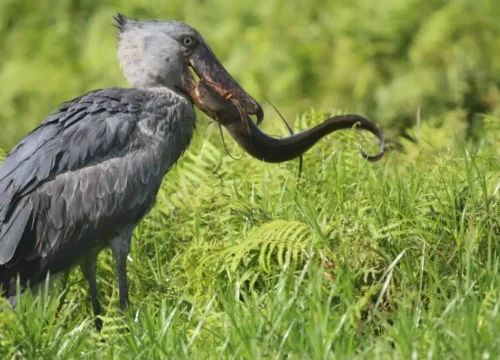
(114, 13, 263, 124)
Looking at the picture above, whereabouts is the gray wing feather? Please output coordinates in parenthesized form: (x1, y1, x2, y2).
(0, 88, 146, 265)
(31, 151, 158, 259)
(0, 198, 32, 264)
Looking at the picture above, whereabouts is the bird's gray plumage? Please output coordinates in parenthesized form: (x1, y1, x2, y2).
(115, 14, 202, 90)
(0, 13, 205, 321)
(0, 86, 195, 318)
(0, 13, 263, 330)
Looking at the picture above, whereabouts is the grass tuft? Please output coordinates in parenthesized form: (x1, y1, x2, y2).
(1, 112, 499, 358)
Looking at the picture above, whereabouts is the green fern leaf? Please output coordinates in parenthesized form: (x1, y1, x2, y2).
(225, 220, 313, 274)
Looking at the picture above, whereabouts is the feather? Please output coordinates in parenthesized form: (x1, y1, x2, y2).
(0, 198, 32, 265)
(62, 172, 79, 203)
(0, 86, 195, 296)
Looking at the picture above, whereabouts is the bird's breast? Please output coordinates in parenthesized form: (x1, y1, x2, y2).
(139, 94, 197, 176)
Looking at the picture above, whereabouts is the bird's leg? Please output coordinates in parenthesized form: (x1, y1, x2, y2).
(110, 228, 133, 312)
(54, 271, 71, 320)
(80, 252, 102, 331)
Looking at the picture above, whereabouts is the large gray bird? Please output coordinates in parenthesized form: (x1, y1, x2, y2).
(0, 14, 262, 330)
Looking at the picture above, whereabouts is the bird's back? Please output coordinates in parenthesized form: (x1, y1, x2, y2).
(0, 87, 196, 296)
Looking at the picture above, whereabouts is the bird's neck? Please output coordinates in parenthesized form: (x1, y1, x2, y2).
(146, 86, 190, 102)
(135, 88, 196, 176)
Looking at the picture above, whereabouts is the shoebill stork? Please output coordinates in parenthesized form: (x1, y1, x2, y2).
(0, 14, 384, 330)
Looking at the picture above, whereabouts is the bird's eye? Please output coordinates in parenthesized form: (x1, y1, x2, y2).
(183, 37, 194, 47)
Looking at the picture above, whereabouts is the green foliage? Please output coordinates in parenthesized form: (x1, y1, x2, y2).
(0, 145, 6, 162)
(224, 219, 311, 273)
(1, 0, 500, 358)
(1, 0, 500, 146)
(1, 111, 499, 358)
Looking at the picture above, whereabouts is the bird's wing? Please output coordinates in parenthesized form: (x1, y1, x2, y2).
(0, 88, 155, 266)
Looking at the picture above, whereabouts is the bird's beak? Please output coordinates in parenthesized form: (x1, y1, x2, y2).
(182, 42, 264, 125)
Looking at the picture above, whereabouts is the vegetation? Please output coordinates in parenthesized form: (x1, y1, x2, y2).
(2, 0, 500, 145)
(1, 0, 500, 358)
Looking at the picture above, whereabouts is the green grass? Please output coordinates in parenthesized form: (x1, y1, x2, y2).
(1, 1, 500, 357)
(0, 111, 499, 359)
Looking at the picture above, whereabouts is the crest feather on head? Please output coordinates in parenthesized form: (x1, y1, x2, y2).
(113, 13, 135, 35)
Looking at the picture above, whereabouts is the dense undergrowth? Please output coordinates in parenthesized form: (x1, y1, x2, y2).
(0, 112, 499, 359)
(1, 0, 500, 358)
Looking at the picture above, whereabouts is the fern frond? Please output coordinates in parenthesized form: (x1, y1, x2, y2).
(224, 220, 313, 274)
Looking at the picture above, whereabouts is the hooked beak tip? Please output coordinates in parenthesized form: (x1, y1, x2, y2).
(255, 106, 264, 126)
